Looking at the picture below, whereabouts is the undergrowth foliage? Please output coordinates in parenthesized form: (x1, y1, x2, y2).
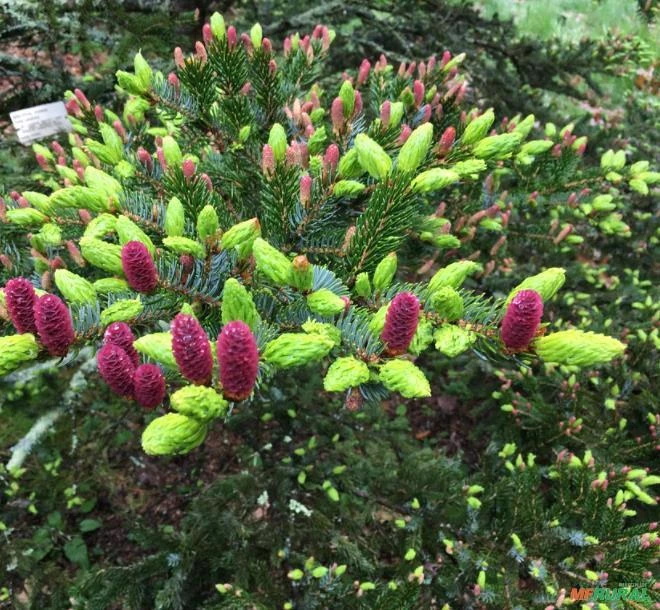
(0, 11, 658, 610)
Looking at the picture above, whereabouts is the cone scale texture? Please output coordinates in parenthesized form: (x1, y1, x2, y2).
(217, 320, 259, 402)
(500, 289, 543, 350)
(34, 294, 75, 356)
(121, 241, 159, 293)
(5, 277, 38, 334)
(134, 363, 166, 409)
(103, 322, 139, 367)
(171, 313, 213, 384)
(381, 292, 420, 356)
(97, 343, 136, 397)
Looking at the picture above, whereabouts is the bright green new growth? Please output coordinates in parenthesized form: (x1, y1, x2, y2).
(428, 260, 482, 292)
(133, 332, 177, 369)
(162, 236, 205, 258)
(116, 215, 156, 255)
(323, 357, 370, 392)
(428, 287, 464, 321)
(263, 333, 335, 368)
(0, 9, 649, 469)
(221, 278, 260, 330)
(461, 108, 494, 146)
(100, 299, 144, 326)
(196, 205, 219, 241)
(165, 197, 185, 237)
(354, 133, 392, 179)
(80, 237, 124, 274)
(434, 325, 477, 357)
(93, 278, 129, 295)
(535, 330, 626, 367)
(301, 320, 342, 347)
(410, 168, 460, 193)
(0, 334, 39, 376)
(333, 180, 366, 197)
(141, 413, 207, 456)
(378, 360, 431, 398)
(54, 270, 97, 305)
(372, 253, 398, 292)
(307, 289, 346, 317)
(252, 238, 293, 285)
(170, 386, 228, 421)
(398, 123, 434, 172)
(507, 268, 566, 304)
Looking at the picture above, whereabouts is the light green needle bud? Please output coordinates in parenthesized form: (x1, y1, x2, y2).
(0, 334, 39, 376)
(428, 286, 464, 321)
(252, 238, 292, 285)
(372, 252, 398, 291)
(535, 330, 625, 367)
(461, 109, 494, 146)
(221, 217, 261, 255)
(6, 208, 48, 226)
(472, 133, 522, 159)
(410, 168, 460, 193)
(100, 299, 144, 326)
(433, 324, 477, 357)
(196, 205, 219, 241)
(221, 278, 260, 330)
(506, 268, 565, 304)
(323, 356, 370, 392)
(210, 12, 225, 39)
(268, 123, 287, 162)
(93, 278, 129, 295)
(301, 319, 342, 347)
(142, 413, 207, 456)
(133, 331, 177, 368)
(165, 197, 186, 237)
(332, 180, 366, 198)
(379, 359, 431, 398)
(428, 260, 482, 292)
(291, 255, 314, 291)
(83, 213, 117, 240)
(80, 237, 124, 274)
(354, 133, 392, 180)
(250, 23, 263, 49)
(263, 333, 335, 368)
(170, 386, 228, 421)
(163, 236, 205, 259)
(162, 135, 182, 167)
(339, 80, 355, 117)
(354, 272, 371, 298)
(307, 289, 346, 316)
(54, 270, 97, 305)
(116, 215, 155, 255)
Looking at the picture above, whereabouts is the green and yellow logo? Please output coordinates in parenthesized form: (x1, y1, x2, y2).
(570, 587, 651, 602)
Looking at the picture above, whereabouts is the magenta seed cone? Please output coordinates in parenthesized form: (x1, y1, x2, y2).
(5, 277, 38, 334)
(171, 313, 213, 384)
(97, 343, 136, 397)
(133, 363, 166, 409)
(217, 320, 259, 402)
(331, 97, 344, 131)
(121, 241, 158, 293)
(500, 290, 543, 351)
(381, 292, 420, 356)
(34, 294, 75, 356)
(103, 322, 139, 367)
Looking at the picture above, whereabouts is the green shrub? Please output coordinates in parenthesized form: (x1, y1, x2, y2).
(0, 10, 657, 609)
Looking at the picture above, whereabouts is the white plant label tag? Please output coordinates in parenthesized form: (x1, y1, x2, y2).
(9, 101, 72, 146)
